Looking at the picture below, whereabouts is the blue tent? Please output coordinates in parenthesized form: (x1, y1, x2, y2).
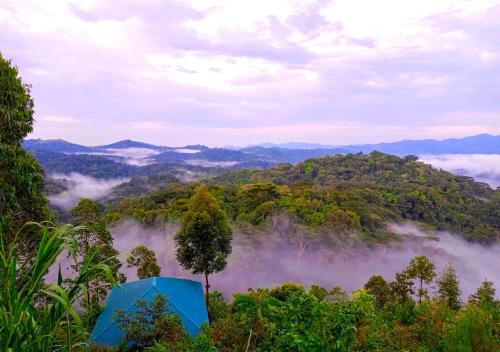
(89, 277, 209, 346)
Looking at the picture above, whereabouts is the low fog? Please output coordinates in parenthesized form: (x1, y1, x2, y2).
(48, 173, 129, 210)
(420, 154, 500, 188)
(74, 147, 160, 166)
(185, 159, 240, 167)
(111, 220, 500, 301)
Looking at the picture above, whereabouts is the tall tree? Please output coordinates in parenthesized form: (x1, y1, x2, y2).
(405, 255, 436, 303)
(175, 185, 232, 319)
(70, 199, 123, 305)
(437, 264, 461, 310)
(127, 245, 161, 279)
(365, 275, 390, 309)
(389, 271, 415, 304)
(0, 53, 49, 253)
(469, 280, 496, 305)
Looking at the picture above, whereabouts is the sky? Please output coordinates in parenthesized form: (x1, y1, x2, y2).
(1, 0, 499, 147)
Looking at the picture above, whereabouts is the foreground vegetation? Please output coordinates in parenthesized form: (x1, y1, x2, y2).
(90, 255, 500, 352)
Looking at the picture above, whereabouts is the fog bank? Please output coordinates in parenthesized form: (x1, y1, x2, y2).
(420, 154, 500, 188)
(48, 173, 129, 210)
(111, 220, 500, 300)
(74, 147, 159, 166)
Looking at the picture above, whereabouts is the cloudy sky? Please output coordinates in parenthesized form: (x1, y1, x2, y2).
(1, 0, 499, 146)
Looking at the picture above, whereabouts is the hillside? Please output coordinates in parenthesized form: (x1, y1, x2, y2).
(95, 139, 169, 151)
(107, 152, 500, 244)
(23, 138, 93, 153)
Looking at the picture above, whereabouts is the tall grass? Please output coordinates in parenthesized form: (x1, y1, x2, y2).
(0, 222, 116, 351)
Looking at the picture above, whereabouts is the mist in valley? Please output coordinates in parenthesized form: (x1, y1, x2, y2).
(74, 147, 160, 166)
(48, 173, 129, 210)
(420, 154, 500, 188)
(111, 220, 500, 301)
(47, 153, 500, 300)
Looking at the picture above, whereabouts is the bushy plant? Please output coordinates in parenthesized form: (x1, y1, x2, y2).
(114, 294, 187, 350)
(0, 223, 116, 351)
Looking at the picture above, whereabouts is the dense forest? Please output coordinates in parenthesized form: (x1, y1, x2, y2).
(106, 153, 499, 244)
(1, 53, 499, 352)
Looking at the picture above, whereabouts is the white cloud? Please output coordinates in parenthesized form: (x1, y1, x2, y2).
(420, 154, 500, 188)
(140, 52, 317, 90)
(48, 172, 129, 210)
(128, 121, 170, 130)
(39, 115, 79, 123)
(3, 0, 500, 145)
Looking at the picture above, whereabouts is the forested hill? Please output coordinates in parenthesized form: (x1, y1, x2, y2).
(108, 152, 499, 244)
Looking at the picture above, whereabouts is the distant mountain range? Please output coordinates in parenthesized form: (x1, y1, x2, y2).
(252, 134, 500, 154)
(23, 134, 500, 179)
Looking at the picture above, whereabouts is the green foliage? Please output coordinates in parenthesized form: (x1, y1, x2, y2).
(143, 325, 218, 352)
(72, 198, 100, 224)
(175, 185, 232, 318)
(175, 185, 232, 276)
(114, 294, 187, 350)
(70, 199, 123, 308)
(327, 286, 349, 303)
(309, 284, 329, 300)
(364, 275, 390, 309)
(469, 280, 497, 305)
(207, 291, 229, 323)
(0, 55, 49, 252)
(437, 264, 462, 310)
(389, 271, 415, 304)
(0, 53, 34, 145)
(127, 245, 161, 280)
(0, 222, 116, 351)
(405, 255, 436, 303)
(269, 282, 305, 301)
(443, 302, 500, 351)
(211, 285, 378, 352)
(109, 153, 499, 245)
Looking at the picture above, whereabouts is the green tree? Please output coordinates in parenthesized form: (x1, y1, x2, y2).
(309, 284, 329, 300)
(114, 294, 186, 350)
(327, 286, 349, 302)
(0, 53, 34, 144)
(437, 264, 461, 310)
(70, 199, 123, 306)
(236, 182, 281, 211)
(270, 282, 305, 301)
(469, 280, 496, 305)
(364, 275, 390, 309)
(389, 271, 415, 304)
(207, 291, 229, 323)
(0, 53, 49, 253)
(405, 255, 436, 303)
(175, 185, 232, 319)
(127, 245, 161, 279)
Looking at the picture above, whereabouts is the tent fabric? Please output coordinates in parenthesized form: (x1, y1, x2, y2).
(89, 277, 209, 346)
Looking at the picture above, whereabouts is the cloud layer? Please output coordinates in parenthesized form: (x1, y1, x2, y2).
(48, 173, 129, 210)
(1, 0, 500, 146)
(111, 220, 500, 300)
(420, 154, 500, 188)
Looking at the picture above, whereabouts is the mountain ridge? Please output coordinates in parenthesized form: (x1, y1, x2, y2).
(25, 134, 500, 154)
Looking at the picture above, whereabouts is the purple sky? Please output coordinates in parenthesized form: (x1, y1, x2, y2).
(1, 0, 499, 146)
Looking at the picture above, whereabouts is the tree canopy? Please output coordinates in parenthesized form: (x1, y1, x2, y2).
(175, 185, 232, 317)
(0, 53, 49, 253)
(107, 152, 499, 245)
(127, 245, 161, 280)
